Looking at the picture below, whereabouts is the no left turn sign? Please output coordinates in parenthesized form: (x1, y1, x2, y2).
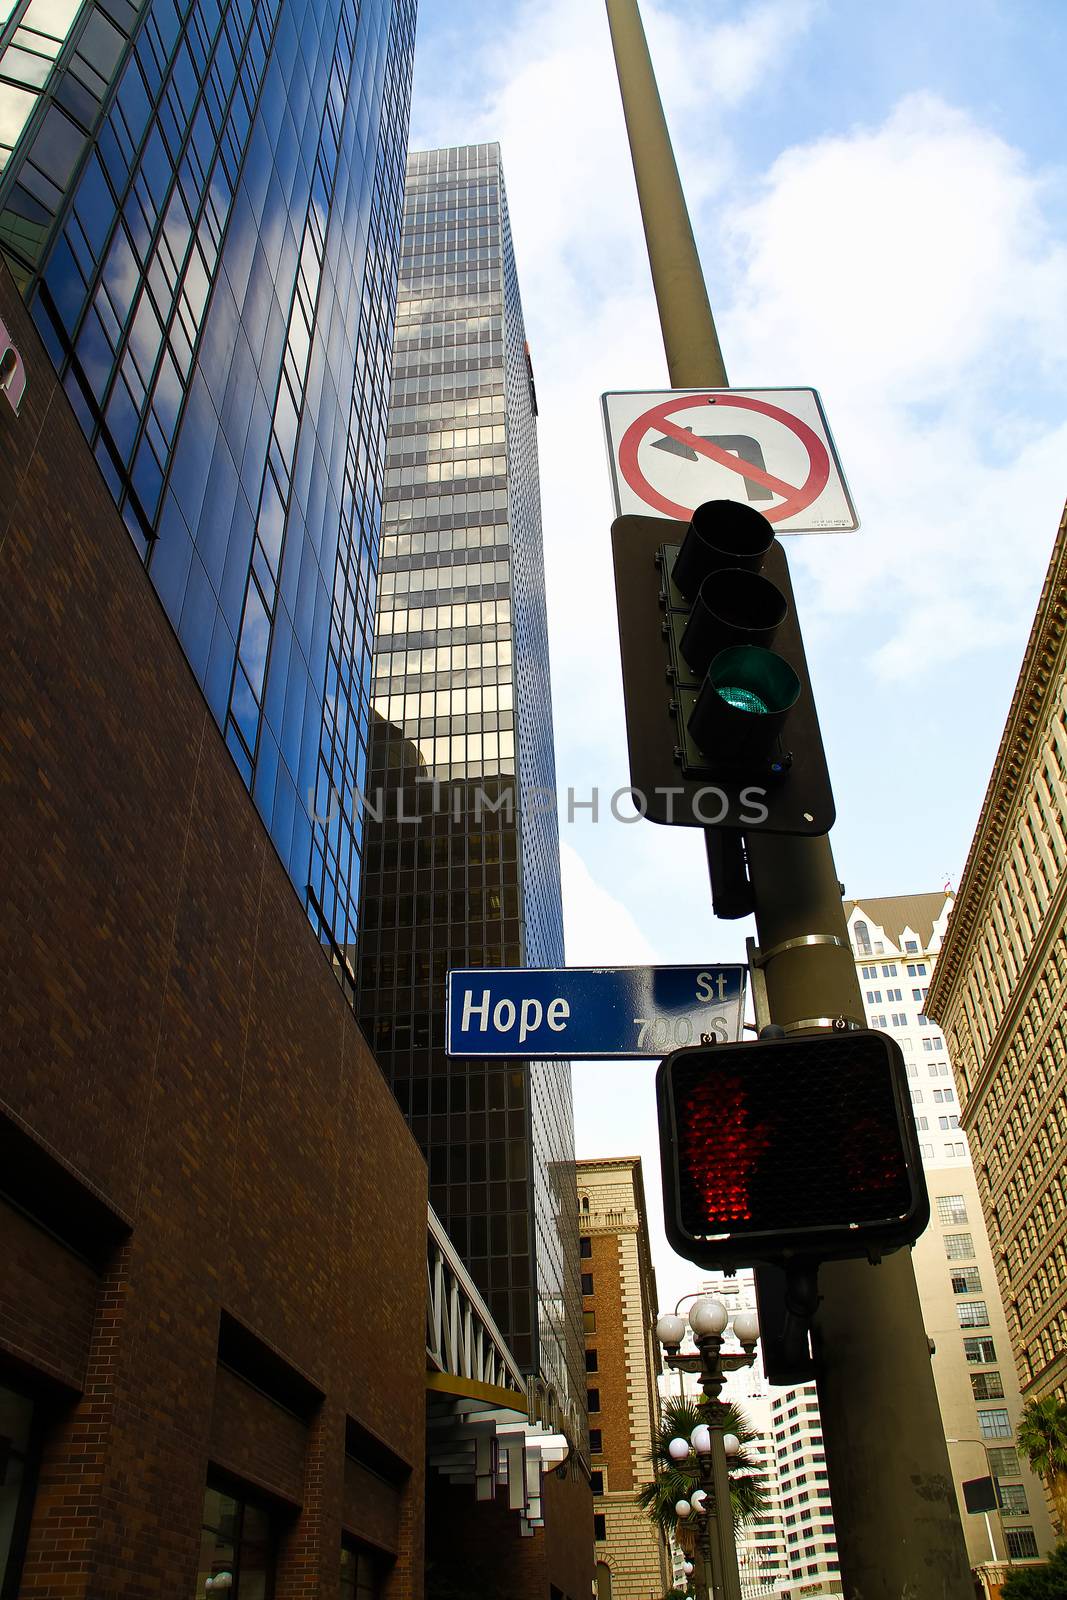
(602, 387, 858, 532)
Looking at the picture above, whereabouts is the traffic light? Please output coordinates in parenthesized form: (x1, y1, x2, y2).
(656, 1030, 929, 1271)
(611, 500, 834, 833)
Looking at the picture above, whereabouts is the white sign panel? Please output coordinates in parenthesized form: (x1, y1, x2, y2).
(602, 387, 858, 533)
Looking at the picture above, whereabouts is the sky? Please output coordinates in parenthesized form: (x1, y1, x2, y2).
(407, 0, 1067, 1314)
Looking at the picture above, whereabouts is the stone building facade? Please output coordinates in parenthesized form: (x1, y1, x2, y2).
(577, 1160, 670, 1600)
(929, 504, 1067, 1507)
(846, 894, 1053, 1565)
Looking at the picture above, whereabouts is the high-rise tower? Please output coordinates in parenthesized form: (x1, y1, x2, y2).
(356, 143, 584, 1438)
(846, 893, 1054, 1569)
(0, 0, 416, 949)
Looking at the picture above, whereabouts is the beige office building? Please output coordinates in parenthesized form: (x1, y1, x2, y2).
(928, 503, 1067, 1514)
(578, 1159, 672, 1600)
(845, 893, 1054, 1566)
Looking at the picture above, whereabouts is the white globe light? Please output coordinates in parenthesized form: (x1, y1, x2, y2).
(683, 1563, 694, 1575)
(690, 1424, 712, 1455)
(688, 1297, 729, 1337)
(690, 1488, 708, 1512)
(723, 1432, 741, 1458)
(668, 1437, 690, 1461)
(675, 1499, 692, 1519)
(656, 1313, 686, 1347)
(732, 1309, 760, 1344)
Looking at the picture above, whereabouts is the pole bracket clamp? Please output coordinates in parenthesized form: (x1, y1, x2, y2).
(748, 933, 848, 968)
(746, 935, 856, 1034)
(780, 1015, 865, 1034)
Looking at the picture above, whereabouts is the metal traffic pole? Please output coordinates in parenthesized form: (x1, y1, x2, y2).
(603, 2, 973, 1594)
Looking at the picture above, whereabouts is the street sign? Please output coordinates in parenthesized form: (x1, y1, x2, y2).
(446, 965, 746, 1059)
(601, 388, 858, 533)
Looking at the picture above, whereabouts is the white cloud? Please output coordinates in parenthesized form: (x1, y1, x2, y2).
(559, 840, 660, 964)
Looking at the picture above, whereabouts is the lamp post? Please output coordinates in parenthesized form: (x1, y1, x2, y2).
(945, 1436, 1009, 1564)
(656, 1297, 759, 1600)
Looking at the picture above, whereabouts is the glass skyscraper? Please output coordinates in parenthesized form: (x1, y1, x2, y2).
(0, 0, 416, 951)
(356, 143, 584, 1435)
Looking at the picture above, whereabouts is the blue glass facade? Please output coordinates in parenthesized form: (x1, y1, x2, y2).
(356, 145, 585, 1440)
(0, 0, 417, 950)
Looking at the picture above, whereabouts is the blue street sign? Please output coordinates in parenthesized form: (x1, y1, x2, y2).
(446, 965, 747, 1060)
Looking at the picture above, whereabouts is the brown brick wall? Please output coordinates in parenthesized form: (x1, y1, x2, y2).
(586, 1235, 631, 1490)
(0, 264, 427, 1599)
(0, 1202, 98, 1390)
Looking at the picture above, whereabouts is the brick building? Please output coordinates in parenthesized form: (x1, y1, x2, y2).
(0, 265, 429, 1596)
(577, 1159, 669, 1600)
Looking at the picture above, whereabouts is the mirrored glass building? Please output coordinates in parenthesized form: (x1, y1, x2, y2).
(356, 143, 584, 1436)
(0, 0, 417, 950)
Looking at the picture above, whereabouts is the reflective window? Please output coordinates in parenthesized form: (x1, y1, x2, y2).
(195, 1481, 275, 1597)
(0, 1382, 36, 1595)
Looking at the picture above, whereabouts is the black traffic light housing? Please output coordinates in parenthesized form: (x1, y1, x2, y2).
(656, 1029, 929, 1271)
(611, 500, 834, 834)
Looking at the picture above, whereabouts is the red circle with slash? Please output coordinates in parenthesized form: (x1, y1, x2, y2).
(618, 392, 831, 523)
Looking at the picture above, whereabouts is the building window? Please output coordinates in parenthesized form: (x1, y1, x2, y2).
(585, 1348, 598, 1372)
(987, 1447, 1019, 1477)
(945, 1234, 974, 1261)
(588, 1388, 600, 1412)
(920, 1143, 934, 1157)
(905, 940, 919, 952)
(866, 990, 882, 1003)
(1005, 1529, 1039, 1560)
(583, 1311, 597, 1334)
(887, 988, 902, 1001)
(970, 1371, 1004, 1400)
(589, 1429, 603, 1454)
(964, 1337, 997, 1364)
(594, 1514, 606, 1541)
(951, 1267, 982, 1295)
(998, 1483, 1029, 1516)
(0, 1381, 37, 1597)
(854, 921, 872, 955)
(581, 1273, 594, 1296)
(957, 1301, 990, 1328)
(591, 1471, 604, 1496)
(861, 966, 878, 980)
(938, 1115, 960, 1131)
(340, 1542, 385, 1600)
(580, 1236, 592, 1258)
(196, 1481, 276, 1597)
(937, 1195, 968, 1225)
(882, 964, 898, 978)
(977, 1408, 1012, 1440)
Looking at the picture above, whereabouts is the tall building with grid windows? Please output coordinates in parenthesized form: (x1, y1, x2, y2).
(845, 894, 1054, 1569)
(0, 0, 416, 951)
(355, 144, 585, 1446)
(928, 503, 1067, 1542)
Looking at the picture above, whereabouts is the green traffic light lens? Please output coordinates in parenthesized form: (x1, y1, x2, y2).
(709, 646, 800, 718)
(718, 684, 770, 715)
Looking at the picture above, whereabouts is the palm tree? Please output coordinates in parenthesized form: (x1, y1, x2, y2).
(1017, 1397, 1067, 1533)
(636, 1395, 767, 1542)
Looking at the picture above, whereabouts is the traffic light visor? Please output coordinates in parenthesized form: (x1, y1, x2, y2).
(709, 646, 800, 716)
